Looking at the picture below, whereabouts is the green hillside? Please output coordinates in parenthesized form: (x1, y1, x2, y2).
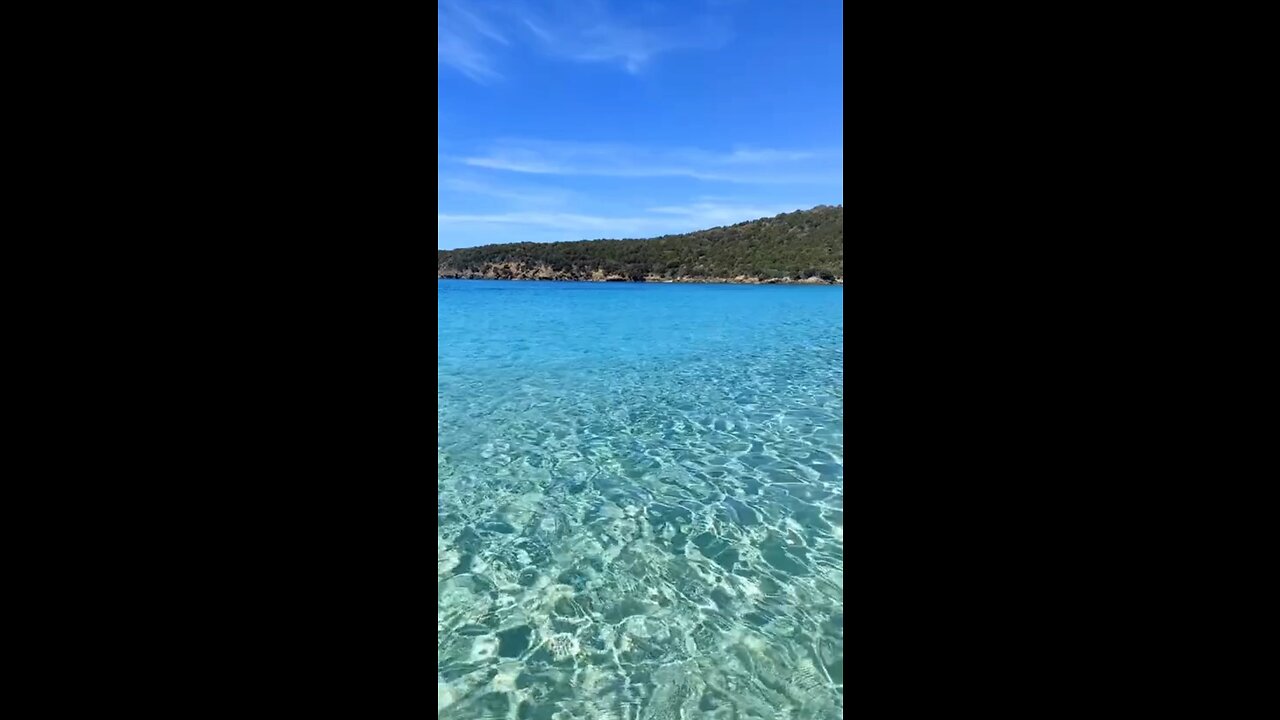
(438, 205, 843, 282)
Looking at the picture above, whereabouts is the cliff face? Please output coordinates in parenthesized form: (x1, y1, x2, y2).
(438, 205, 844, 284)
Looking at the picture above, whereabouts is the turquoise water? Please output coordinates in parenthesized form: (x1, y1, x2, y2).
(438, 280, 844, 719)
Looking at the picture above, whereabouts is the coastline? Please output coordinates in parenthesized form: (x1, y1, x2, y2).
(437, 271, 843, 285)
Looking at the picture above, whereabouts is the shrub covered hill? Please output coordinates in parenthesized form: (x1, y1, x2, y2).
(438, 205, 843, 284)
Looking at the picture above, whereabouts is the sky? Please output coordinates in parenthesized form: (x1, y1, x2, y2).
(437, 0, 844, 250)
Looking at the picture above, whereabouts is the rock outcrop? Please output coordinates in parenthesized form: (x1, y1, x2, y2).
(437, 263, 842, 285)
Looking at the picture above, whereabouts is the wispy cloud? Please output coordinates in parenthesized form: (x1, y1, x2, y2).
(438, 1, 505, 82)
(518, 1, 729, 74)
(438, 0, 730, 82)
(437, 160, 837, 248)
(440, 211, 643, 234)
(439, 177, 576, 207)
(647, 202, 795, 225)
(438, 201, 809, 242)
(456, 140, 841, 184)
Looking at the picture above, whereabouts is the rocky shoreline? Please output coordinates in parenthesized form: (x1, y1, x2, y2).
(438, 264, 843, 285)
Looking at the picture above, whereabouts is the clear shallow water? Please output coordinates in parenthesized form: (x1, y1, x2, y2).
(438, 280, 843, 719)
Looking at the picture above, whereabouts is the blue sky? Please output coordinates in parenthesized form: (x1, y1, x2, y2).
(438, 0, 844, 249)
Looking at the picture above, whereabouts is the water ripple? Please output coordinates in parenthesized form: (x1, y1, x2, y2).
(439, 281, 843, 719)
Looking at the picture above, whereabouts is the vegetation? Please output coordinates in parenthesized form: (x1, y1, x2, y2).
(438, 205, 843, 282)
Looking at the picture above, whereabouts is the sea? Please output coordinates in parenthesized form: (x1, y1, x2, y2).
(438, 279, 844, 719)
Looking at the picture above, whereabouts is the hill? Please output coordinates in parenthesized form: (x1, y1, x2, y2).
(437, 205, 843, 284)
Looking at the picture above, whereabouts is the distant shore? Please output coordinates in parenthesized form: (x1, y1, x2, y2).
(438, 271, 843, 285)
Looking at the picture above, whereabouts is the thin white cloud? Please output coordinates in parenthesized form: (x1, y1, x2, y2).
(512, 1, 732, 74)
(456, 140, 841, 184)
(523, 11, 725, 75)
(452, 1, 508, 45)
(646, 202, 796, 225)
(724, 149, 819, 164)
(439, 0, 731, 82)
(438, 1, 503, 82)
(439, 177, 575, 207)
(440, 211, 640, 233)
(438, 201, 807, 241)
(522, 18, 555, 44)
